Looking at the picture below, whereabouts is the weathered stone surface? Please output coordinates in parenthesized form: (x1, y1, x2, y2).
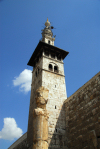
(35, 86, 49, 108)
(32, 86, 49, 149)
(64, 72, 100, 149)
(33, 140, 48, 149)
(27, 50, 67, 149)
(8, 133, 27, 149)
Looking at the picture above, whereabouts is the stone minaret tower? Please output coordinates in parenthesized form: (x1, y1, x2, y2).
(27, 19, 69, 149)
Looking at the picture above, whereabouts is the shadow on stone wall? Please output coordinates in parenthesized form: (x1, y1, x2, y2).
(48, 104, 68, 149)
(49, 72, 100, 149)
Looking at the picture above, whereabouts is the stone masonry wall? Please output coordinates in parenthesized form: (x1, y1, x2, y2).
(13, 138, 27, 149)
(32, 86, 49, 149)
(8, 133, 27, 149)
(42, 56, 67, 148)
(27, 57, 43, 148)
(27, 48, 67, 149)
(64, 72, 100, 149)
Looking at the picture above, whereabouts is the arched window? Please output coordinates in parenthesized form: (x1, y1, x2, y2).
(48, 40, 50, 44)
(54, 66, 58, 73)
(49, 64, 53, 71)
(56, 129, 57, 132)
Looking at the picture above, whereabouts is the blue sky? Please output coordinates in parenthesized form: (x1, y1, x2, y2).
(0, 0, 100, 148)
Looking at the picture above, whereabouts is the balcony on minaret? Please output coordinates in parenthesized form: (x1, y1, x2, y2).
(27, 41, 69, 67)
(27, 19, 69, 68)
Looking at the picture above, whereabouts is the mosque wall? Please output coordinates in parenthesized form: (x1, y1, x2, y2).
(64, 72, 100, 149)
(8, 133, 27, 149)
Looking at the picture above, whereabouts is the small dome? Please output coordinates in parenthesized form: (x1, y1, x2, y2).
(45, 18, 50, 27)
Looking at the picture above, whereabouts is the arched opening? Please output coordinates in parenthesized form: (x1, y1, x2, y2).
(54, 66, 58, 73)
(49, 64, 53, 71)
(48, 40, 50, 44)
(56, 129, 57, 132)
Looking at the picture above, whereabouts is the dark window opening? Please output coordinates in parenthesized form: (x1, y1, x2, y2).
(54, 66, 58, 73)
(49, 64, 53, 71)
(55, 85, 56, 88)
(55, 105, 56, 109)
(56, 129, 57, 132)
(44, 50, 49, 57)
(51, 53, 55, 59)
(48, 40, 50, 44)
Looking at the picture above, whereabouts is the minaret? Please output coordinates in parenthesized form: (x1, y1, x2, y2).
(27, 19, 69, 149)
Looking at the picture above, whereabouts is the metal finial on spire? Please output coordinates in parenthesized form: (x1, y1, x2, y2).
(45, 18, 50, 27)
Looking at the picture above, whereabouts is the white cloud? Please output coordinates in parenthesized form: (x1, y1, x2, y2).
(13, 69, 32, 93)
(0, 118, 23, 141)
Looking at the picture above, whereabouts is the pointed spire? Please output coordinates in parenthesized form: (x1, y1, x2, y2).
(45, 18, 50, 27)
